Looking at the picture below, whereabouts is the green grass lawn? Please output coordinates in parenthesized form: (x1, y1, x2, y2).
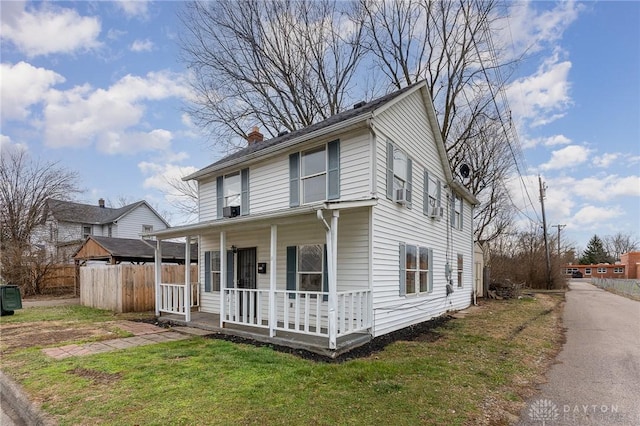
(1, 295, 563, 425)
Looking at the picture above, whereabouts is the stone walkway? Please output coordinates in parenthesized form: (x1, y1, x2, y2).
(42, 321, 212, 360)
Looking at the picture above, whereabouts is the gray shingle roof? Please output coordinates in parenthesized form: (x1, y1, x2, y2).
(75, 236, 197, 263)
(186, 81, 423, 180)
(46, 199, 147, 225)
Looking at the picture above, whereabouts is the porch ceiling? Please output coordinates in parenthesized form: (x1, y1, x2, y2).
(150, 199, 377, 240)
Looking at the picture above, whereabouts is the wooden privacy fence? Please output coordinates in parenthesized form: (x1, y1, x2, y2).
(43, 265, 78, 294)
(80, 264, 198, 313)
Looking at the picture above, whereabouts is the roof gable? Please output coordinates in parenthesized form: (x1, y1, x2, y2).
(46, 199, 169, 226)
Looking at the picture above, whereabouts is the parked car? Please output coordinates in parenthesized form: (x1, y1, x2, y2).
(571, 271, 583, 278)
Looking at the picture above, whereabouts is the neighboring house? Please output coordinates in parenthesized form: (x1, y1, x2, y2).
(563, 264, 626, 279)
(73, 236, 197, 265)
(35, 198, 170, 262)
(151, 81, 479, 355)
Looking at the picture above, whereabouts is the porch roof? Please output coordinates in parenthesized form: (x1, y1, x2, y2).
(149, 198, 378, 240)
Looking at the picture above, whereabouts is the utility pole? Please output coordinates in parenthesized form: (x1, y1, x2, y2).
(552, 224, 566, 258)
(539, 175, 552, 289)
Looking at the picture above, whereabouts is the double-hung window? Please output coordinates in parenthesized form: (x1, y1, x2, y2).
(457, 254, 464, 287)
(423, 170, 441, 217)
(386, 141, 413, 205)
(597, 267, 607, 273)
(451, 194, 463, 230)
(286, 244, 328, 298)
(289, 140, 340, 207)
(613, 267, 623, 273)
(216, 168, 250, 218)
(82, 225, 92, 238)
(204, 251, 221, 292)
(584, 268, 591, 275)
(399, 243, 433, 296)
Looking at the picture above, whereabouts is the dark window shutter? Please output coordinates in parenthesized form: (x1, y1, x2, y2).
(423, 170, 429, 216)
(323, 244, 329, 301)
(289, 153, 300, 207)
(204, 251, 211, 292)
(241, 168, 249, 215)
(406, 157, 413, 206)
(327, 139, 340, 200)
(399, 242, 406, 296)
(286, 246, 297, 298)
(226, 250, 234, 288)
(428, 248, 434, 293)
(437, 180, 442, 208)
(386, 141, 394, 200)
(216, 176, 224, 219)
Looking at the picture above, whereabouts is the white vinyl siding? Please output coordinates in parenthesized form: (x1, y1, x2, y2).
(116, 204, 167, 238)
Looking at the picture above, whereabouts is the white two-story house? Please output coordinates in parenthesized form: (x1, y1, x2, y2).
(151, 81, 478, 356)
(36, 198, 170, 262)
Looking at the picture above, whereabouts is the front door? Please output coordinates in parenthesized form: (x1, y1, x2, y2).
(236, 248, 257, 318)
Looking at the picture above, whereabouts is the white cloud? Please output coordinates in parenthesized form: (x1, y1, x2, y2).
(571, 205, 624, 227)
(114, 1, 150, 19)
(42, 70, 190, 151)
(0, 61, 65, 122)
(107, 28, 127, 40)
(0, 134, 28, 153)
(593, 153, 619, 168)
(546, 174, 640, 202)
(539, 145, 590, 171)
(130, 39, 154, 52)
(0, 2, 101, 57)
(521, 134, 572, 149)
(502, 1, 582, 59)
(507, 52, 572, 128)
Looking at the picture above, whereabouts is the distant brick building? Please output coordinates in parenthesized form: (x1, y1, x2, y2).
(620, 251, 640, 279)
(564, 251, 640, 280)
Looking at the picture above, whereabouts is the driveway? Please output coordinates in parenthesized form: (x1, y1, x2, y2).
(518, 280, 640, 425)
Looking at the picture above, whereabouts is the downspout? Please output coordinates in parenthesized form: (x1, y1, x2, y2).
(154, 239, 162, 316)
(184, 235, 191, 322)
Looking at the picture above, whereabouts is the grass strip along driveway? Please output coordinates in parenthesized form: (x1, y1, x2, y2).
(0, 295, 563, 425)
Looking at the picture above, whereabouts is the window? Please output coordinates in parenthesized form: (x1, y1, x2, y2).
(289, 140, 340, 207)
(108, 225, 112, 238)
(614, 267, 624, 273)
(301, 147, 326, 203)
(298, 245, 323, 292)
(286, 245, 327, 298)
(597, 267, 607, 273)
(216, 168, 250, 218)
(457, 254, 464, 287)
(451, 195, 463, 230)
(423, 170, 441, 216)
(83, 225, 92, 238)
(399, 243, 432, 295)
(584, 268, 591, 275)
(204, 251, 221, 292)
(224, 172, 241, 207)
(386, 141, 412, 205)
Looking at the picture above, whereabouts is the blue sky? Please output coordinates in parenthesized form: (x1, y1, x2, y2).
(1, 1, 638, 253)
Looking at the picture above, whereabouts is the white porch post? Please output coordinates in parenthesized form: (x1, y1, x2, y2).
(184, 235, 192, 322)
(219, 231, 226, 328)
(269, 224, 277, 337)
(154, 239, 162, 316)
(328, 210, 339, 350)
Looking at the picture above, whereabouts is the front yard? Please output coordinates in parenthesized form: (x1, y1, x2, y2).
(0, 294, 564, 425)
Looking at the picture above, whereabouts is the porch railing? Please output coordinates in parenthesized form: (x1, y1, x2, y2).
(159, 283, 199, 314)
(222, 288, 371, 338)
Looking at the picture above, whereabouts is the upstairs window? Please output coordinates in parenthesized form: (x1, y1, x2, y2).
(451, 194, 463, 230)
(216, 168, 250, 218)
(142, 225, 153, 239)
(386, 141, 412, 205)
(289, 140, 340, 207)
(83, 225, 92, 238)
(423, 170, 441, 217)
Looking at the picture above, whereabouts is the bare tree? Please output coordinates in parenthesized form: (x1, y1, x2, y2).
(163, 176, 199, 218)
(180, 0, 366, 147)
(0, 148, 80, 293)
(603, 232, 639, 262)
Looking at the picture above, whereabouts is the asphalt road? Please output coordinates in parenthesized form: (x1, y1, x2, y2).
(519, 280, 640, 425)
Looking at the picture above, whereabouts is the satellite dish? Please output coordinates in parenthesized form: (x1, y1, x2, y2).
(460, 163, 470, 179)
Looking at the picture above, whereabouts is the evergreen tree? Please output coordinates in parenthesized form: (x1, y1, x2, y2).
(579, 235, 614, 264)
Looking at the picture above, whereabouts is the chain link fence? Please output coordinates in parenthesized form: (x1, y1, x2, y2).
(591, 278, 640, 298)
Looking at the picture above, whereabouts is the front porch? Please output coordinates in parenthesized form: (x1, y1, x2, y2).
(158, 310, 372, 358)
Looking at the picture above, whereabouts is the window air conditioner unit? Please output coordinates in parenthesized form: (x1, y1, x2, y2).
(395, 188, 409, 205)
(222, 206, 241, 218)
(430, 206, 444, 220)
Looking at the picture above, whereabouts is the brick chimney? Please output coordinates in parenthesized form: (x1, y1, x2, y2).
(98, 198, 105, 208)
(246, 126, 264, 145)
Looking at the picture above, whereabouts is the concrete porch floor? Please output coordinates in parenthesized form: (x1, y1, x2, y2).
(157, 311, 372, 358)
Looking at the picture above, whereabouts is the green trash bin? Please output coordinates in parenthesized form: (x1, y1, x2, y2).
(0, 285, 22, 316)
